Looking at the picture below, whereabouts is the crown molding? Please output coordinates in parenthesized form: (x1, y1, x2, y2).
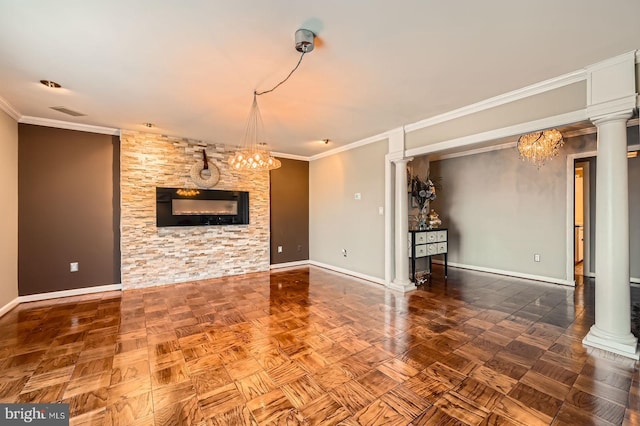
(404, 70, 587, 133)
(0, 95, 20, 121)
(19, 116, 120, 135)
(309, 130, 392, 161)
(431, 141, 517, 161)
(271, 152, 310, 161)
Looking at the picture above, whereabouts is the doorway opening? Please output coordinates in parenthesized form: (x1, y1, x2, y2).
(574, 159, 591, 280)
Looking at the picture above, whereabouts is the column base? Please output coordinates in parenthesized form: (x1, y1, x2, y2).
(583, 325, 639, 360)
(388, 279, 417, 293)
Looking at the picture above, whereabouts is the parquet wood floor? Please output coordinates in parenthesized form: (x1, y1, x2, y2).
(1, 265, 639, 425)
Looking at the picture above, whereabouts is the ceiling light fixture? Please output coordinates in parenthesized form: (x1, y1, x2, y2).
(516, 128, 564, 168)
(228, 29, 315, 172)
(40, 80, 61, 88)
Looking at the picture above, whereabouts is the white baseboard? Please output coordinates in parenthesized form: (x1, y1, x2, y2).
(270, 260, 310, 269)
(18, 284, 122, 304)
(308, 261, 387, 286)
(573, 271, 639, 285)
(432, 260, 575, 287)
(0, 298, 19, 317)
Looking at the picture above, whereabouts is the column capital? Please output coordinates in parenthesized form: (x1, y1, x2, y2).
(388, 155, 413, 165)
(591, 110, 633, 127)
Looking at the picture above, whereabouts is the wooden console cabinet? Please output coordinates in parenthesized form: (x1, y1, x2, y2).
(408, 228, 448, 282)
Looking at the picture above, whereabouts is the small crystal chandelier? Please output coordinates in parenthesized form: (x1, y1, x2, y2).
(517, 128, 564, 168)
(228, 29, 315, 172)
(228, 92, 281, 171)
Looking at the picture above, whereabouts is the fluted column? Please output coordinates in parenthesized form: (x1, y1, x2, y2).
(389, 157, 416, 292)
(582, 111, 638, 359)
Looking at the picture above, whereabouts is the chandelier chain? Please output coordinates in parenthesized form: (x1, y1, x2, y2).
(255, 52, 306, 96)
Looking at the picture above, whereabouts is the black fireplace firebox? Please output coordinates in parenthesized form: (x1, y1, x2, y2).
(156, 187, 249, 227)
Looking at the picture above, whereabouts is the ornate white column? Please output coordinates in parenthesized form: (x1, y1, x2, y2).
(389, 157, 416, 292)
(582, 111, 638, 359)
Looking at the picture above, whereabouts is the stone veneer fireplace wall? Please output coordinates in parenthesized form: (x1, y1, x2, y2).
(120, 130, 269, 289)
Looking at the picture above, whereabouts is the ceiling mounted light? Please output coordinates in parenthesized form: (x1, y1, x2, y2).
(228, 28, 315, 172)
(228, 93, 281, 171)
(40, 80, 61, 88)
(517, 128, 564, 168)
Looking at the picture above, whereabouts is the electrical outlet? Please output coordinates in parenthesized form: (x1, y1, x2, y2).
(70, 262, 79, 272)
(277, 246, 283, 253)
(341, 249, 347, 257)
(378, 206, 384, 215)
(534, 254, 541, 262)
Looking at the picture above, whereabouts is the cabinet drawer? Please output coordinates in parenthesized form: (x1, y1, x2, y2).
(415, 232, 427, 244)
(427, 243, 438, 255)
(437, 242, 447, 254)
(410, 244, 427, 258)
(436, 230, 447, 242)
(426, 232, 437, 243)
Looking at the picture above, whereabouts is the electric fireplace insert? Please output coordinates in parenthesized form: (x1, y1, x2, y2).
(156, 187, 249, 227)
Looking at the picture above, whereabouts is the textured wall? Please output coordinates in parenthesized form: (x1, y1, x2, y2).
(120, 131, 269, 289)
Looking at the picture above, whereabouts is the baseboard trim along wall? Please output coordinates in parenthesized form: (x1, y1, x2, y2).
(19, 284, 122, 304)
(308, 261, 387, 286)
(576, 271, 639, 285)
(0, 298, 19, 318)
(270, 260, 310, 269)
(432, 260, 575, 287)
(0, 283, 123, 318)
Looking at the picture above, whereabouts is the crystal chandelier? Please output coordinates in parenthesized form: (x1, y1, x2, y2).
(228, 29, 315, 172)
(228, 92, 281, 171)
(517, 128, 564, 168)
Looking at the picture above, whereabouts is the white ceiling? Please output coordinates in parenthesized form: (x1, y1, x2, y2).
(0, 1, 638, 157)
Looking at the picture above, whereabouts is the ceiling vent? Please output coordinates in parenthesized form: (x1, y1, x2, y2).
(49, 106, 86, 117)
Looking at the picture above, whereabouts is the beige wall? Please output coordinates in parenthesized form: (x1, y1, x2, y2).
(0, 110, 18, 308)
(309, 139, 387, 279)
(120, 131, 270, 289)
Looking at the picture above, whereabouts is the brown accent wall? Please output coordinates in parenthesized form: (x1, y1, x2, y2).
(18, 124, 120, 296)
(270, 158, 309, 264)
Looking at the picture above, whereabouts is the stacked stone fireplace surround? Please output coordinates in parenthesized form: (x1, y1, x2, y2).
(120, 131, 269, 289)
